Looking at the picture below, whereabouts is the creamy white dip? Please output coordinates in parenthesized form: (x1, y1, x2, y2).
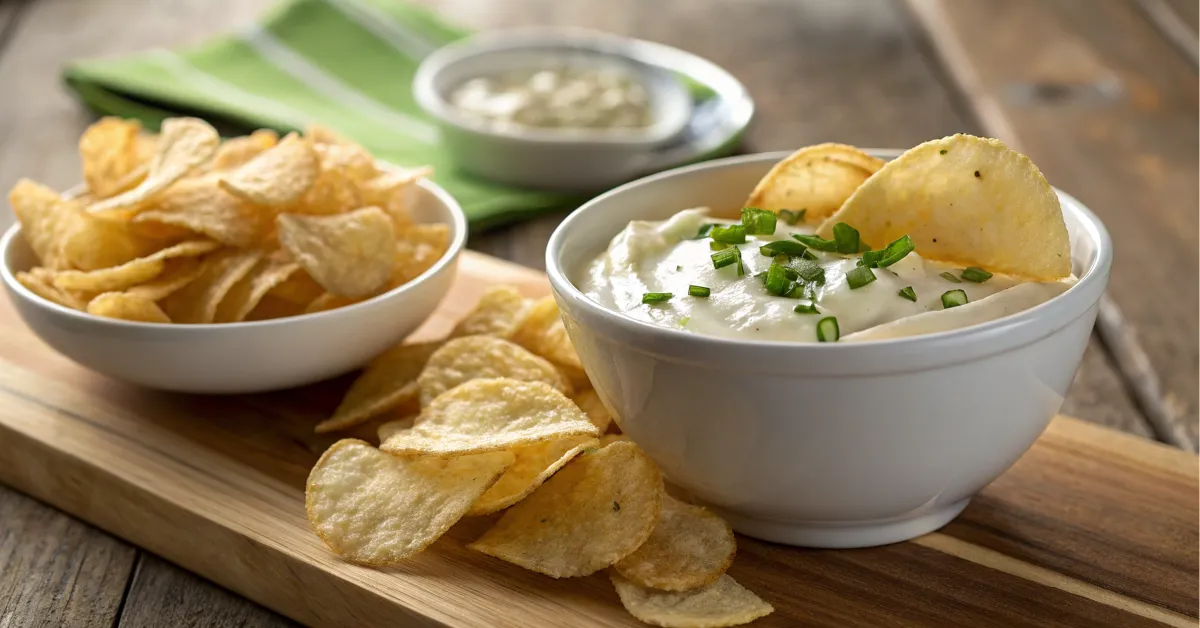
(579, 209, 1075, 342)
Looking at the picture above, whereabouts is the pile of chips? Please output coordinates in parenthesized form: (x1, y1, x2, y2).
(7, 117, 446, 323)
(306, 286, 774, 627)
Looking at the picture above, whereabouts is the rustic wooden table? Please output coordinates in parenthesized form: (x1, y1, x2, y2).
(0, 0, 1195, 625)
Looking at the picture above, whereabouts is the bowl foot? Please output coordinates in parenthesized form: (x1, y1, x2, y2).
(706, 498, 970, 548)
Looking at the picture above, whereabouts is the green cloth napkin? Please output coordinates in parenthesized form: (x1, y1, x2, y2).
(62, 0, 738, 231)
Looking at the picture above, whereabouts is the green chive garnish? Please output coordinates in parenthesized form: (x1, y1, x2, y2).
(759, 240, 809, 257)
(679, 316, 690, 327)
(940, 271, 962, 283)
(801, 249, 818, 260)
(734, 246, 744, 276)
(642, 292, 673, 304)
(861, 235, 915, 268)
(740, 208, 777, 235)
(792, 233, 839, 252)
(711, 247, 737, 269)
(688, 285, 711, 297)
(898, 286, 917, 302)
(961, 267, 993, 283)
(690, 224, 718, 240)
(793, 302, 820, 314)
(817, 317, 839, 342)
(779, 209, 807, 225)
(764, 263, 794, 296)
(832, 222, 861, 254)
(941, 289, 968, 309)
(710, 241, 730, 251)
(710, 225, 747, 244)
(845, 265, 876, 289)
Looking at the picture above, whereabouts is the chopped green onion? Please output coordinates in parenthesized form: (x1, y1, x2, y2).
(710, 225, 747, 244)
(710, 241, 730, 251)
(792, 233, 839, 252)
(961, 267, 993, 283)
(787, 258, 825, 284)
(764, 263, 795, 296)
(817, 317, 839, 342)
(832, 223, 861, 254)
(759, 240, 809, 257)
(898, 286, 917, 302)
(793, 302, 820, 314)
(740, 208, 777, 235)
(941, 289, 968, 309)
(801, 249, 818, 260)
(785, 283, 811, 299)
(940, 271, 962, 283)
(679, 316, 690, 327)
(860, 235, 915, 268)
(711, 247, 737, 269)
(690, 224, 718, 240)
(778, 209, 807, 225)
(845, 265, 876, 289)
(688, 285, 711, 297)
(642, 292, 673, 304)
(734, 246, 744, 276)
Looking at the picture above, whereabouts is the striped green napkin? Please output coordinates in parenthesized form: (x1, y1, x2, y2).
(62, 0, 736, 231)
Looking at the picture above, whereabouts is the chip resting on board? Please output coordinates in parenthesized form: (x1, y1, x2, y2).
(381, 379, 599, 457)
(86, 292, 171, 323)
(744, 143, 883, 224)
(572, 388, 614, 433)
(417, 336, 572, 407)
(376, 416, 416, 443)
(88, 117, 220, 214)
(469, 441, 662, 577)
(277, 207, 395, 298)
(450, 285, 531, 339)
(510, 296, 584, 370)
(315, 341, 444, 434)
(219, 132, 319, 206)
(614, 495, 736, 591)
(306, 439, 513, 566)
(468, 435, 598, 516)
(817, 134, 1071, 280)
(610, 573, 774, 627)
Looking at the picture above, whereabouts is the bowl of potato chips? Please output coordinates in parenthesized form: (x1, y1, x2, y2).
(1, 117, 465, 393)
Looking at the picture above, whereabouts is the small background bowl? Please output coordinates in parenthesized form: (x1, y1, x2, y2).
(546, 151, 1112, 548)
(0, 178, 467, 394)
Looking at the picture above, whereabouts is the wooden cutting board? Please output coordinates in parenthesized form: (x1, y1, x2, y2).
(0, 251, 1195, 628)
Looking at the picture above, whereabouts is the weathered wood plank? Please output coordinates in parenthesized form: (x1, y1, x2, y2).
(117, 554, 296, 628)
(0, 487, 137, 628)
(1134, 0, 1199, 66)
(904, 0, 1199, 449)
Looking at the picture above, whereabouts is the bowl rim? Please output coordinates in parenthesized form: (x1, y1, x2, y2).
(0, 176, 468, 330)
(545, 149, 1112, 358)
(413, 27, 700, 147)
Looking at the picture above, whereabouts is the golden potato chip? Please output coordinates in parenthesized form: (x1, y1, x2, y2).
(611, 573, 774, 627)
(16, 269, 85, 310)
(209, 129, 278, 171)
(61, 211, 163, 271)
(511, 296, 583, 370)
(303, 292, 359, 314)
(268, 269, 324, 306)
(245, 295, 305, 321)
(277, 207, 395, 298)
(52, 240, 219, 293)
(79, 117, 143, 198)
(614, 495, 736, 591)
(744, 143, 882, 224)
(133, 175, 262, 248)
(391, 223, 450, 286)
(88, 117, 220, 214)
(315, 341, 444, 434)
(213, 255, 300, 323)
(86, 292, 171, 323)
(572, 388, 613, 433)
(468, 441, 662, 577)
(468, 435, 598, 516)
(376, 416, 416, 443)
(9, 179, 77, 269)
(381, 379, 599, 457)
(160, 248, 261, 324)
(817, 134, 1072, 280)
(600, 433, 630, 446)
(450, 285, 531, 339)
(417, 336, 572, 407)
(292, 168, 363, 216)
(305, 439, 513, 566)
(362, 166, 431, 230)
(304, 122, 349, 145)
(124, 257, 202, 301)
(219, 132, 319, 206)
(313, 141, 378, 182)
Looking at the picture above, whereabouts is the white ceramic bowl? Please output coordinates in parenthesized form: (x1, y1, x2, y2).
(1, 178, 467, 394)
(546, 152, 1112, 548)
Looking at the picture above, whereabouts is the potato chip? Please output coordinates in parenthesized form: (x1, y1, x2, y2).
(61, 211, 163, 271)
(417, 336, 572, 407)
(468, 435, 597, 516)
(381, 379, 599, 457)
(160, 248, 261, 324)
(79, 117, 144, 199)
(511, 296, 583, 370)
(209, 129, 278, 171)
(88, 117, 220, 214)
(213, 254, 300, 323)
(313, 141, 378, 182)
(572, 388, 613, 433)
(611, 573, 774, 627)
(468, 441, 662, 577)
(744, 143, 882, 225)
(52, 240, 220, 293)
(277, 207, 395, 298)
(361, 166, 431, 230)
(86, 291, 171, 323)
(315, 341, 444, 434)
(244, 295, 306, 321)
(614, 495, 736, 591)
(304, 122, 349, 145)
(16, 269, 85, 309)
(306, 439, 513, 566)
(9, 179, 77, 269)
(376, 416, 416, 443)
(303, 292, 360, 314)
(267, 269, 324, 306)
(219, 132, 319, 206)
(817, 134, 1072, 280)
(450, 286, 531, 339)
(292, 168, 363, 216)
(600, 433, 630, 446)
(133, 175, 262, 248)
(125, 257, 202, 301)
(391, 223, 450, 286)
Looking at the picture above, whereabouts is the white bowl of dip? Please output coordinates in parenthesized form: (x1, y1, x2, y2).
(545, 151, 1111, 548)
